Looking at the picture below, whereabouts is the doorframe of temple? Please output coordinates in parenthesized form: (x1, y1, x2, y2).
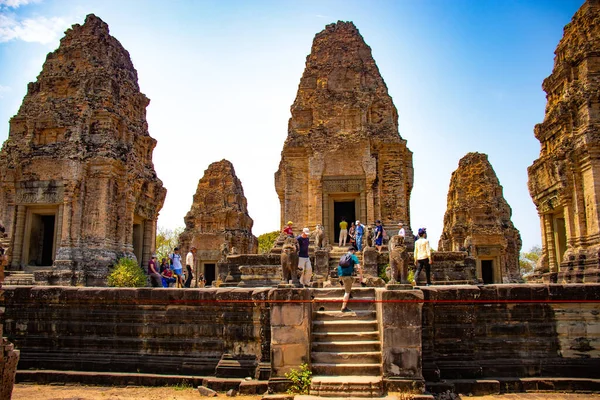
(21, 205, 59, 268)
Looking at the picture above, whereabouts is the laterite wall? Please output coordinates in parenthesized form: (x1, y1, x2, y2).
(421, 284, 600, 381)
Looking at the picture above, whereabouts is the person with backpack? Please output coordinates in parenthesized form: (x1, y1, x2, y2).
(338, 247, 362, 312)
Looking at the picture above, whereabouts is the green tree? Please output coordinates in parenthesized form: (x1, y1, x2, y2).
(107, 257, 147, 287)
(519, 245, 542, 278)
(257, 230, 280, 254)
(156, 226, 184, 262)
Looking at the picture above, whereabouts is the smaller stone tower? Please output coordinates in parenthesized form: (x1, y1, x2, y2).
(439, 152, 522, 283)
(179, 159, 258, 285)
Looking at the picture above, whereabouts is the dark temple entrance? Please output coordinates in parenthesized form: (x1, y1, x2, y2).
(481, 260, 494, 284)
(334, 201, 356, 246)
(28, 213, 56, 266)
(204, 263, 216, 286)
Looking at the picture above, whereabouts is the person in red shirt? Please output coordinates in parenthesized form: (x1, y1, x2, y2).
(283, 221, 294, 237)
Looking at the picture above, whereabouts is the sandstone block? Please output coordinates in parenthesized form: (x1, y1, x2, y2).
(198, 385, 217, 397)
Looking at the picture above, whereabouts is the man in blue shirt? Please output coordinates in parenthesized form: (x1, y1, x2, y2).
(169, 247, 184, 287)
(355, 220, 365, 251)
(338, 247, 361, 312)
(297, 227, 312, 287)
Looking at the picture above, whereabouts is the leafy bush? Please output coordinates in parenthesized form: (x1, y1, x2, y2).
(408, 269, 415, 283)
(378, 263, 390, 282)
(285, 363, 312, 395)
(107, 257, 147, 287)
(258, 230, 280, 254)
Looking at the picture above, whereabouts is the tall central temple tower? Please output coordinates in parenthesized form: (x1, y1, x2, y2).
(275, 21, 414, 243)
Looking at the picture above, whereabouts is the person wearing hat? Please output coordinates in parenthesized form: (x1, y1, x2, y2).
(283, 221, 294, 237)
(398, 222, 405, 244)
(374, 220, 384, 253)
(338, 247, 362, 312)
(297, 227, 312, 287)
(355, 220, 365, 251)
(148, 254, 162, 287)
(413, 228, 432, 286)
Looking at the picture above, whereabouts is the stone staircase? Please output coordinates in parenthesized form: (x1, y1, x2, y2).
(4, 271, 35, 285)
(310, 288, 383, 397)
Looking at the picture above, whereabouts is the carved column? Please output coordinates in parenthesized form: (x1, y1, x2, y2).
(10, 206, 25, 269)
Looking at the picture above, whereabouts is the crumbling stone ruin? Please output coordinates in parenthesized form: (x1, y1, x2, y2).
(0, 14, 166, 285)
(528, 0, 600, 283)
(438, 152, 522, 283)
(275, 21, 414, 245)
(179, 159, 257, 285)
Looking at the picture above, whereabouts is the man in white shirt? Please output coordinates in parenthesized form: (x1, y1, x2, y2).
(185, 247, 196, 288)
(398, 222, 405, 243)
(413, 228, 432, 286)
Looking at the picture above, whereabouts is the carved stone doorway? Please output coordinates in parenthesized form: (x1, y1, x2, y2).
(553, 215, 567, 266)
(481, 259, 494, 284)
(23, 207, 58, 267)
(333, 201, 355, 245)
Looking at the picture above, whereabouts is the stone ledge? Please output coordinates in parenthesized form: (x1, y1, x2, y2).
(426, 377, 600, 395)
(15, 370, 268, 391)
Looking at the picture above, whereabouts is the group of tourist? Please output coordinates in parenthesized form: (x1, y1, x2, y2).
(148, 246, 206, 288)
(339, 218, 407, 253)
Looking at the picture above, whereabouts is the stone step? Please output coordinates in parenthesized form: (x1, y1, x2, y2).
(311, 363, 382, 376)
(312, 320, 378, 333)
(313, 310, 376, 321)
(313, 300, 376, 312)
(311, 340, 381, 353)
(312, 351, 381, 364)
(4, 273, 35, 285)
(312, 331, 380, 342)
(311, 288, 376, 299)
(308, 375, 384, 398)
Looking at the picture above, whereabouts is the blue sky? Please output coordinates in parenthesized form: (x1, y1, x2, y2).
(0, 0, 585, 252)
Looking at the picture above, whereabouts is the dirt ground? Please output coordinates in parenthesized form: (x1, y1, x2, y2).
(12, 384, 263, 400)
(12, 384, 600, 399)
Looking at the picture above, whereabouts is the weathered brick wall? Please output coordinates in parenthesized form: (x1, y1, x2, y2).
(421, 284, 600, 381)
(2, 287, 270, 377)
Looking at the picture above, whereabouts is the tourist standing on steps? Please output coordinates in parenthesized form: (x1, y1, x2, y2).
(148, 254, 162, 287)
(283, 221, 294, 237)
(413, 228, 433, 286)
(348, 222, 356, 249)
(398, 222, 405, 244)
(338, 247, 361, 312)
(374, 220, 384, 253)
(184, 247, 196, 288)
(170, 247, 184, 287)
(339, 217, 348, 246)
(297, 227, 312, 287)
(355, 220, 365, 251)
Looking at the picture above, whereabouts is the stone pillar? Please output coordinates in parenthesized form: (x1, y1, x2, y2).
(314, 249, 329, 283)
(362, 247, 378, 278)
(269, 288, 311, 384)
(0, 307, 19, 400)
(379, 288, 424, 393)
(10, 206, 25, 269)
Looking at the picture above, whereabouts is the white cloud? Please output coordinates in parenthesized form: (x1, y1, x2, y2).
(0, 0, 41, 8)
(0, 13, 67, 44)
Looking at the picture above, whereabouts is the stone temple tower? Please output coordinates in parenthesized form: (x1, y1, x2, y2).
(0, 14, 166, 285)
(439, 152, 522, 283)
(528, 0, 600, 283)
(275, 21, 414, 244)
